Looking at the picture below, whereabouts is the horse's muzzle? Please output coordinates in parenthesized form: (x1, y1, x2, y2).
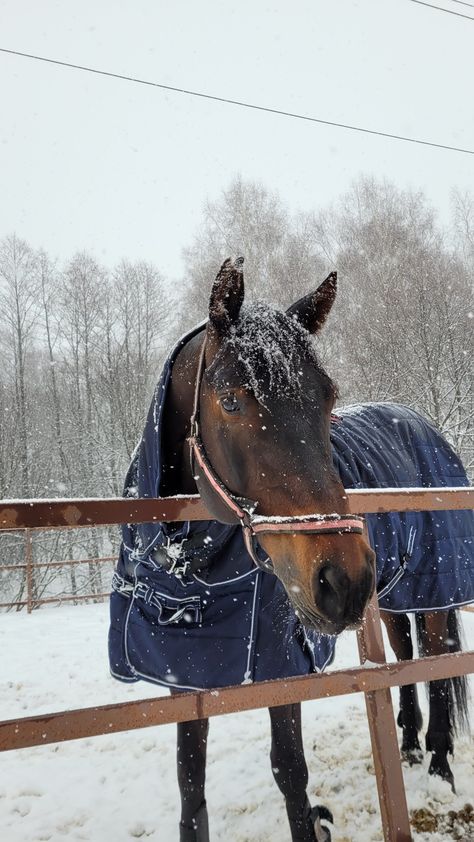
(311, 552, 375, 633)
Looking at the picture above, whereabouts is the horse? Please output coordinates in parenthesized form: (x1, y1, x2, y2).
(109, 257, 473, 842)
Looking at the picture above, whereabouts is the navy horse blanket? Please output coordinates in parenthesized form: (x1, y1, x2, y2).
(109, 326, 335, 691)
(109, 329, 474, 691)
(331, 404, 473, 613)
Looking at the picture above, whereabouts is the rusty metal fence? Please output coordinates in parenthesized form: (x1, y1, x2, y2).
(0, 529, 115, 612)
(0, 488, 473, 842)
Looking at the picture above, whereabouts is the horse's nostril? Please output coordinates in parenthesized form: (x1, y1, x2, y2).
(316, 561, 373, 627)
(319, 564, 341, 593)
(318, 564, 346, 593)
(316, 563, 347, 623)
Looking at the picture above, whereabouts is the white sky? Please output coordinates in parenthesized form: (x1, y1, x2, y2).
(1, 0, 473, 283)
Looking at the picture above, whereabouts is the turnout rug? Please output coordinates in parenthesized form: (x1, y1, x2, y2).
(109, 327, 474, 691)
(109, 325, 335, 691)
(331, 403, 474, 613)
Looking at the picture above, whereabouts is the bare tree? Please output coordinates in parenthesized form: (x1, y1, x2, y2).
(58, 252, 107, 494)
(94, 259, 173, 477)
(452, 189, 474, 265)
(0, 235, 39, 496)
(312, 178, 474, 470)
(179, 176, 327, 331)
(37, 250, 72, 490)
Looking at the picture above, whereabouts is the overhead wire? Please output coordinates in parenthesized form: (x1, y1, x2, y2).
(448, 0, 474, 9)
(408, 0, 474, 20)
(0, 46, 473, 156)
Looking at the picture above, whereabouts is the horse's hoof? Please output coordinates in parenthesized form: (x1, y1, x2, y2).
(401, 746, 424, 766)
(310, 805, 333, 842)
(287, 799, 333, 842)
(179, 801, 210, 842)
(428, 758, 456, 794)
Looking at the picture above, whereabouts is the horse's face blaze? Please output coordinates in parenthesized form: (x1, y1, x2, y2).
(197, 258, 375, 635)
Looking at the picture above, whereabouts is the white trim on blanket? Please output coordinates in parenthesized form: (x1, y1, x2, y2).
(380, 597, 474, 614)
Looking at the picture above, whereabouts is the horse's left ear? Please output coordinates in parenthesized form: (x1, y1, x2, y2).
(208, 257, 245, 334)
(286, 271, 337, 335)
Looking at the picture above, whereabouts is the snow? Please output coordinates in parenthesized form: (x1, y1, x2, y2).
(0, 604, 473, 841)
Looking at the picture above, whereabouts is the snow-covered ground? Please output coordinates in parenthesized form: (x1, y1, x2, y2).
(0, 604, 472, 842)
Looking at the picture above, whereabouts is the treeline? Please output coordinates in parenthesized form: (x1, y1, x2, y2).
(0, 248, 173, 606)
(180, 177, 474, 471)
(1, 176, 473, 608)
(0, 247, 173, 499)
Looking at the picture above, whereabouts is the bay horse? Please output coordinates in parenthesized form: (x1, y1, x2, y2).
(109, 258, 472, 842)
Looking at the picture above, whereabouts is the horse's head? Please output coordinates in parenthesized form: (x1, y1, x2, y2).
(195, 257, 375, 635)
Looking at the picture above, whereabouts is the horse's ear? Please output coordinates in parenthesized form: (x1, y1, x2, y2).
(286, 271, 337, 335)
(208, 257, 245, 334)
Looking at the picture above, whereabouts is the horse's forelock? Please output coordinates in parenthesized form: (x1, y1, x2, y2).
(209, 301, 329, 408)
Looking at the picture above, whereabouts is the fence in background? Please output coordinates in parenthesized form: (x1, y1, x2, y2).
(0, 529, 114, 611)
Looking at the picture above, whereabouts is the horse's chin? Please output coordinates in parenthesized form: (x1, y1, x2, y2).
(294, 605, 363, 636)
(292, 604, 337, 635)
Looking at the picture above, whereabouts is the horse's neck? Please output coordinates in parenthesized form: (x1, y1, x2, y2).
(160, 332, 202, 497)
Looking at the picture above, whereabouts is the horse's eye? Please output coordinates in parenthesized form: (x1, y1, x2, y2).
(220, 393, 240, 413)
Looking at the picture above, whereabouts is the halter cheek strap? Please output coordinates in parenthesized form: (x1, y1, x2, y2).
(188, 334, 364, 572)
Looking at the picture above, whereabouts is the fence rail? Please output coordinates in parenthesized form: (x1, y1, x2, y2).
(1, 489, 473, 842)
(2, 651, 471, 750)
(1, 487, 472, 530)
(0, 555, 116, 571)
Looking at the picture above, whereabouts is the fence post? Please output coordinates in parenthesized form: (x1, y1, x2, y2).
(25, 529, 33, 614)
(358, 591, 412, 841)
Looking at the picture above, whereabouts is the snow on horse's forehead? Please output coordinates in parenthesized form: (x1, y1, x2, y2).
(208, 301, 334, 407)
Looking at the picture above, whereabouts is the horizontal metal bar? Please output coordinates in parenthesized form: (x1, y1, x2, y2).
(0, 557, 116, 572)
(0, 601, 28, 608)
(0, 593, 110, 609)
(1, 649, 472, 752)
(0, 488, 472, 531)
(0, 496, 210, 530)
(31, 592, 110, 606)
(31, 557, 115, 570)
(0, 564, 27, 571)
(348, 487, 473, 513)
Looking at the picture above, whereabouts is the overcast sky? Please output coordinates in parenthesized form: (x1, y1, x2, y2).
(1, 0, 473, 282)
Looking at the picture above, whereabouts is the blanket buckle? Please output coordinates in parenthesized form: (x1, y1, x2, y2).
(165, 556, 191, 579)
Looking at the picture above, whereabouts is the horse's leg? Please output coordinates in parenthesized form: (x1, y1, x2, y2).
(381, 612, 423, 764)
(269, 703, 332, 842)
(177, 718, 210, 842)
(418, 610, 469, 792)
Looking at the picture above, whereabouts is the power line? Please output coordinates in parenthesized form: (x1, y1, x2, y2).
(1, 46, 473, 156)
(408, 0, 474, 20)
(449, 0, 474, 9)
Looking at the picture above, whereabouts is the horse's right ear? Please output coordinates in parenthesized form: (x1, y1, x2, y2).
(286, 271, 337, 335)
(208, 257, 245, 334)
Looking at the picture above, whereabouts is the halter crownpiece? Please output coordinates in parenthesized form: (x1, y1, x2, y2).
(188, 333, 364, 572)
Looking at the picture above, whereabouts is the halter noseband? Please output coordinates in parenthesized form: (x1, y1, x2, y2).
(188, 334, 364, 572)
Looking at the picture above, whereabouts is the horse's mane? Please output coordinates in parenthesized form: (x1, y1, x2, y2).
(210, 301, 333, 408)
